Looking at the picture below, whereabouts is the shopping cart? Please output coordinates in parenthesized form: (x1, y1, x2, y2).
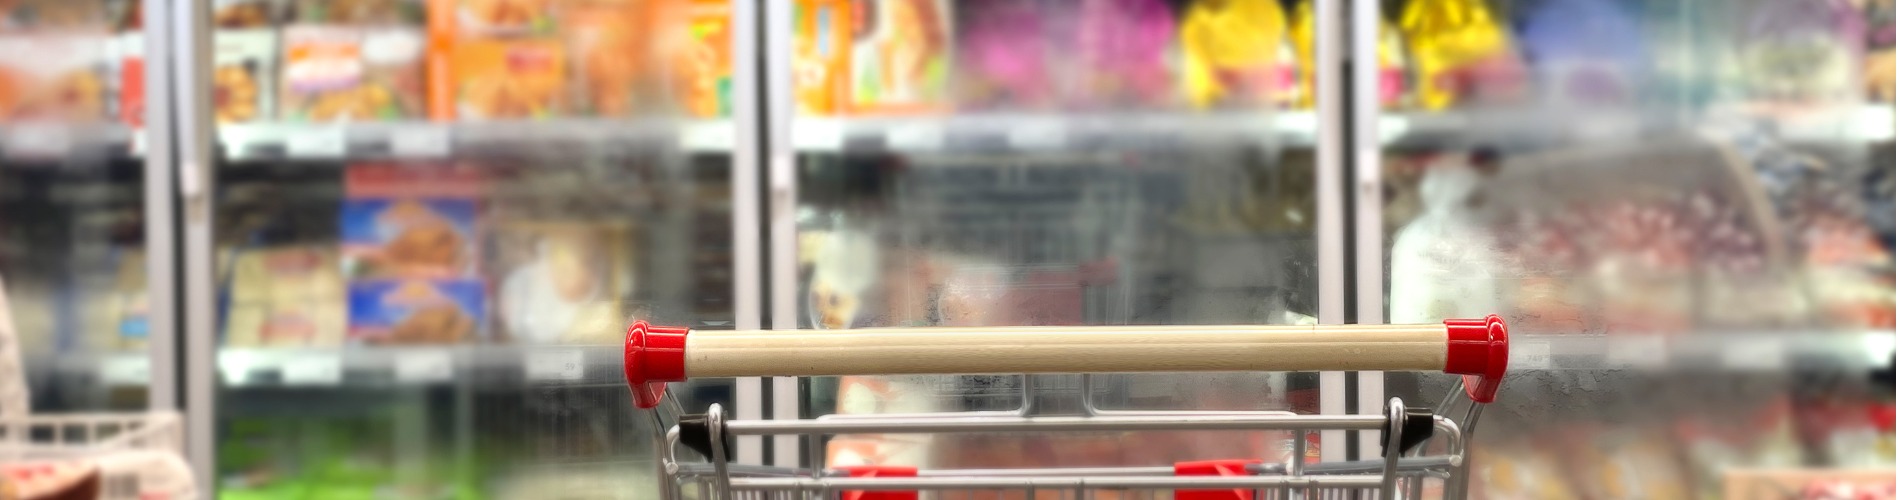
(625, 316, 1509, 500)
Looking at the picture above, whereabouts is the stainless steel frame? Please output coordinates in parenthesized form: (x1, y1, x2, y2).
(1350, 0, 1390, 461)
(733, 0, 769, 466)
(174, 0, 218, 494)
(1314, 0, 1350, 463)
(141, 0, 178, 413)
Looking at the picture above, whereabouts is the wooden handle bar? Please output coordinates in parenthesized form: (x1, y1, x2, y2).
(623, 316, 1508, 409)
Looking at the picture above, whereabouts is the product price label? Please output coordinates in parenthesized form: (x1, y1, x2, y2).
(6, 125, 71, 157)
(1008, 121, 1066, 150)
(887, 124, 943, 151)
(390, 126, 451, 158)
(287, 127, 347, 158)
(1514, 340, 1552, 370)
(1721, 338, 1786, 370)
(1606, 335, 1669, 369)
(679, 121, 735, 151)
(282, 354, 343, 385)
(98, 356, 150, 386)
(526, 350, 584, 381)
(395, 350, 454, 383)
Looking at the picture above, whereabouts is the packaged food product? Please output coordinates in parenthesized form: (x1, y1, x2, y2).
(1398, 0, 1525, 110)
(291, 0, 418, 24)
(0, 34, 110, 122)
(1178, 0, 1300, 109)
(76, 248, 150, 352)
(347, 279, 483, 344)
(437, 38, 565, 120)
(223, 246, 346, 348)
(342, 162, 485, 279)
(562, 0, 647, 117)
(1469, 443, 1581, 499)
(1070, 0, 1175, 109)
(1517, 0, 1648, 106)
(114, 33, 145, 127)
(1, 0, 114, 29)
(847, 0, 952, 114)
(954, 0, 1054, 110)
(653, 0, 731, 118)
(1735, 0, 1864, 104)
(793, 0, 850, 115)
(490, 220, 634, 344)
(431, 0, 554, 35)
(281, 26, 425, 122)
(214, 0, 282, 28)
(213, 29, 277, 124)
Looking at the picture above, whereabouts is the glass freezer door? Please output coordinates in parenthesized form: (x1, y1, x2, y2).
(769, 0, 1351, 472)
(1368, 0, 1896, 496)
(0, 0, 165, 414)
(180, 0, 747, 496)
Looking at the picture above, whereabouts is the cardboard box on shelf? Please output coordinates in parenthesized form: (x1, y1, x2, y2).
(793, 0, 850, 116)
(342, 162, 485, 279)
(561, 0, 648, 117)
(436, 38, 566, 120)
(213, 29, 278, 124)
(488, 220, 635, 344)
(281, 26, 426, 122)
(652, 0, 731, 118)
(0, 34, 110, 122)
(847, 0, 951, 115)
(223, 246, 346, 348)
(347, 279, 484, 345)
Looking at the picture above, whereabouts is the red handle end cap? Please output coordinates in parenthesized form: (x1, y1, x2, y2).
(1175, 460, 1262, 500)
(624, 321, 690, 409)
(1443, 315, 1509, 404)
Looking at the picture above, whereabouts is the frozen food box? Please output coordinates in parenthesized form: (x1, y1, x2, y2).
(0, 34, 110, 122)
(652, 0, 731, 118)
(1178, 0, 1300, 109)
(213, 29, 278, 124)
(114, 33, 146, 127)
(342, 162, 485, 279)
(291, 0, 420, 24)
(341, 198, 480, 279)
(489, 220, 635, 344)
(281, 26, 426, 122)
(793, 0, 850, 115)
(562, 0, 648, 117)
(223, 246, 346, 348)
(347, 279, 484, 344)
(428, 0, 555, 36)
(214, 0, 284, 28)
(76, 248, 150, 352)
(437, 38, 566, 120)
(847, 0, 952, 114)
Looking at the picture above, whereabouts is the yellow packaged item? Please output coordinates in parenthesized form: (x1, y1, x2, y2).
(793, 0, 850, 115)
(1399, 0, 1519, 110)
(1179, 0, 1297, 109)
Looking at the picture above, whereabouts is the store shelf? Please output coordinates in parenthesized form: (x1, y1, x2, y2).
(1382, 104, 1895, 147)
(791, 112, 1303, 153)
(218, 119, 736, 161)
(0, 123, 139, 160)
(1511, 330, 1894, 372)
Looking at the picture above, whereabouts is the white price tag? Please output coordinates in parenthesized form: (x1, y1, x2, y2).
(7, 125, 71, 157)
(526, 350, 585, 381)
(1722, 338, 1786, 370)
(1514, 340, 1552, 370)
(1606, 335, 1669, 369)
(395, 350, 454, 383)
(1008, 120, 1066, 149)
(793, 119, 843, 151)
(680, 121, 735, 151)
(286, 127, 347, 158)
(390, 126, 451, 158)
(887, 124, 943, 151)
(98, 356, 150, 386)
(282, 355, 343, 386)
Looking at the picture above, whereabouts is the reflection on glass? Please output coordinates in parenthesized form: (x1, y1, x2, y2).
(1383, 0, 1896, 497)
(0, 0, 147, 411)
(207, 0, 737, 497)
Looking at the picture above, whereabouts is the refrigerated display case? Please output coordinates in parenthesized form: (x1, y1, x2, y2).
(1368, 0, 1898, 497)
(170, 0, 749, 496)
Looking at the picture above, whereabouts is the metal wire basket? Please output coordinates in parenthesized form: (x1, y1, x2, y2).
(626, 316, 1510, 500)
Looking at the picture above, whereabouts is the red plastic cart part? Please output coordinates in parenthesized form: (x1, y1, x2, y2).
(1174, 459, 1261, 500)
(836, 466, 918, 500)
(1442, 314, 1509, 404)
(623, 321, 689, 409)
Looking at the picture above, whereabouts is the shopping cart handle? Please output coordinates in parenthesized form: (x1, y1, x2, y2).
(624, 316, 1509, 409)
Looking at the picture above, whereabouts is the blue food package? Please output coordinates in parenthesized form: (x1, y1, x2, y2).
(347, 279, 484, 344)
(1516, 0, 1647, 104)
(340, 198, 479, 279)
